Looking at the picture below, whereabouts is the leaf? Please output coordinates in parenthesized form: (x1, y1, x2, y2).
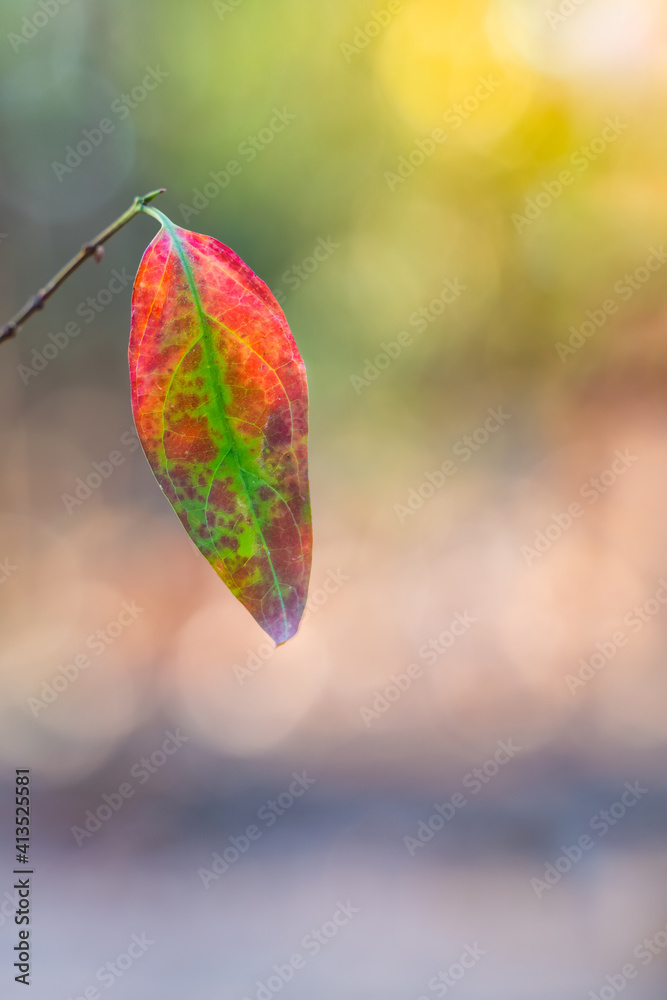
(129, 212, 311, 644)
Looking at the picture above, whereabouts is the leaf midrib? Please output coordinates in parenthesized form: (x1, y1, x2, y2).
(151, 210, 289, 637)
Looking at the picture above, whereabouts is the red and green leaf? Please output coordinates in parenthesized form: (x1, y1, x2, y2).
(129, 210, 311, 644)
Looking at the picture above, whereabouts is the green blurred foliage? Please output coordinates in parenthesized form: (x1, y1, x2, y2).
(0, 0, 664, 436)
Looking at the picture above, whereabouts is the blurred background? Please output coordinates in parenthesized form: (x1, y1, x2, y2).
(1, 0, 667, 996)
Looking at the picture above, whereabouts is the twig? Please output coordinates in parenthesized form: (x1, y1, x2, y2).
(0, 188, 166, 345)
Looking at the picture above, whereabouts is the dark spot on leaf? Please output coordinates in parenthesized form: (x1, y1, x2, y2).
(264, 411, 291, 449)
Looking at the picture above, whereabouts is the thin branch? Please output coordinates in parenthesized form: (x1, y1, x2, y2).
(0, 188, 166, 345)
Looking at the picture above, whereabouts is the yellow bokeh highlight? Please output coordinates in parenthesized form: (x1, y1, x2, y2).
(376, 0, 534, 148)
